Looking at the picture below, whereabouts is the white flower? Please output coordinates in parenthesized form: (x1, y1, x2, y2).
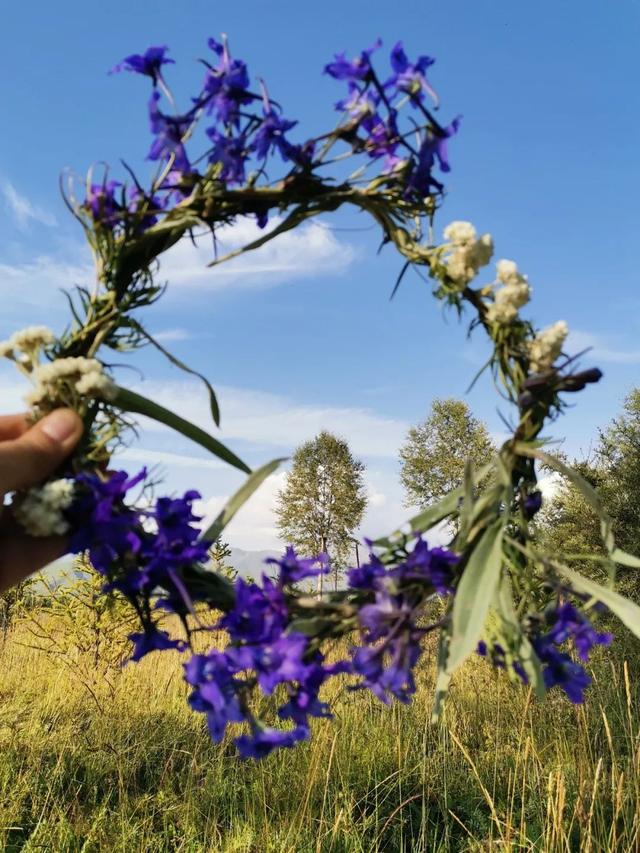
(75, 370, 117, 401)
(443, 221, 477, 247)
(24, 357, 115, 409)
(0, 340, 13, 358)
(33, 357, 101, 384)
(486, 260, 531, 325)
(444, 231, 494, 287)
(495, 259, 519, 284)
(14, 478, 75, 537)
(528, 321, 569, 373)
(9, 326, 55, 352)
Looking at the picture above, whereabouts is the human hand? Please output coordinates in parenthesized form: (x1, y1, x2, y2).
(0, 409, 83, 593)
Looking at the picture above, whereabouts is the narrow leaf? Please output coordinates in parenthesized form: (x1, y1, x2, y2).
(200, 458, 285, 544)
(554, 563, 640, 641)
(611, 548, 640, 570)
(514, 443, 615, 555)
(446, 518, 505, 674)
(374, 461, 494, 547)
(431, 629, 452, 723)
(494, 575, 545, 698)
(124, 319, 220, 426)
(114, 386, 250, 474)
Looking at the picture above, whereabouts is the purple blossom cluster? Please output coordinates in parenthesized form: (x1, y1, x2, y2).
(478, 601, 612, 704)
(325, 40, 461, 197)
(64, 470, 465, 757)
(83, 38, 460, 234)
(347, 539, 459, 704)
(68, 468, 208, 660)
(184, 556, 342, 759)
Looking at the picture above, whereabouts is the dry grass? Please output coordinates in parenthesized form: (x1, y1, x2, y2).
(0, 615, 639, 852)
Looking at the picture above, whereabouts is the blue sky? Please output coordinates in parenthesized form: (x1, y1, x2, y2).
(2, 1, 639, 551)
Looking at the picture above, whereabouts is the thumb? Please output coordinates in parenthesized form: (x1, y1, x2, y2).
(0, 409, 83, 494)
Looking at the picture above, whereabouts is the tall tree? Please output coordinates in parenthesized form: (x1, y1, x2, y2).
(541, 389, 640, 599)
(399, 398, 495, 509)
(276, 431, 367, 594)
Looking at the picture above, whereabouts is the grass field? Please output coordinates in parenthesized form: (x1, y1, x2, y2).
(0, 612, 639, 852)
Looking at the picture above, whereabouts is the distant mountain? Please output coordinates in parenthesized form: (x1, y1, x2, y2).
(228, 547, 278, 580)
(35, 547, 279, 589)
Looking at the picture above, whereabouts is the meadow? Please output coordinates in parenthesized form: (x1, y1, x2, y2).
(0, 607, 638, 852)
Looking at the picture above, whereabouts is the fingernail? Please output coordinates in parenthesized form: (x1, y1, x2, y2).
(41, 409, 80, 444)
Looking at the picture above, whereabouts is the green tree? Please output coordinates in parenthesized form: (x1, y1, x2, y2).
(208, 538, 237, 581)
(399, 398, 495, 509)
(276, 431, 367, 594)
(541, 389, 640, 599)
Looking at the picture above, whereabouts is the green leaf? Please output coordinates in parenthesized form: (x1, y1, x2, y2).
(431, 629, 453, 723)
(446, 518, 505, 674)
(200, 457, 285, 544)
(375, 488, 461, 547)
(554, 563, 640, 641)
(494, 576, 545, 698)
(611, 548, 640, 570)
(114, 386, 250, 474)
(123, 319, 220, 426)
(514, 443, 615, 555)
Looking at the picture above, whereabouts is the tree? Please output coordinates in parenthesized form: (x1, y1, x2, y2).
(541, 389, 640, 599)
(399, 398, 495, 509)
(208, 538, 237, 581)
(276, 431, 367, 594)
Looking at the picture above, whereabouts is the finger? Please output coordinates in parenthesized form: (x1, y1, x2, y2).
(0, 408, 83, 493)
(0, 413, 30, 441)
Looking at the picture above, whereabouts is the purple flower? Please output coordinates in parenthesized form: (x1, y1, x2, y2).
(385, 42, 438, 104)
(361, 109, 400, 167)
(235, 724, 309, 759)
(404, 117, 461, 197)
(127, 187, 166, 231)
(402, 538, 460, 595)
(129, 627, 184, 662)
(266, 546, 329, 585)
(147, 91, 192, 172)
(218, 577, 287, 644)
(206, 128, 248, 184)
(533, 639, 592, 703)
(335, 84, 379, 123)
(523, 490, 543, 519)
(351, 590, 424, 704)
(546, 603, 612, 662)
(324, 39, 382, 82)
(251, 632, 310, 694)
(201, 37, 253, 126)
(184, 650, 247, 741)
(68, 469, 146, 573)
(111, 45, 174, 82)
(347, 553, 385, 589)
(84, 181, 123, 227)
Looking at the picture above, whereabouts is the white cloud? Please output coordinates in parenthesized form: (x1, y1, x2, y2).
(0, 214, 353, 325)
(2, 181, 57, 228)
(196, 470, 287, 551)
(152, 328, 193, 343)
(0, 255, 94, 320)
(119, 447, 227, 471)
(159, 216, 354, 290)
(134, 379, 409, 459)
(568, 329, 640, 365)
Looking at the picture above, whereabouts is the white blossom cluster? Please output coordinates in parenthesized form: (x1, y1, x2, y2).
(0, 325, 55, 359)
(486, 259, 531, 324)
(13, 478, 75, 537)
(25, 357, 117, 407)
(528, 321, 569, 373)
(443, 221, 494, 287)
